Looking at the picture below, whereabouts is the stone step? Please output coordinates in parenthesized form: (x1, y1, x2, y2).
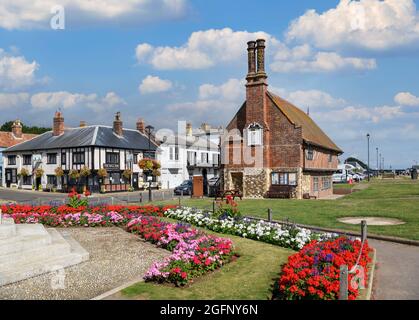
(0, 225, 52, 256)
(0, 229, 72, 267)
(0, 230, 89, 287)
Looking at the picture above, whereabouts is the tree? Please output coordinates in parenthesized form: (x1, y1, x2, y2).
(0, 121, 51, 134)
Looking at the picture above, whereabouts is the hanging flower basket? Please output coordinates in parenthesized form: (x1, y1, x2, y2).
(139, 158, 161, 177)
(34, 168, 44, 178)
(122, 169, 132, 180)
(19, 168, 29, 177)
(55, 167, 64, 177)
(69, 169, 80, 180)
(97, 168, 108, 178)
(80, 166, 91, 177)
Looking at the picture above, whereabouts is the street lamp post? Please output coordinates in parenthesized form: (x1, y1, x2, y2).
(145, 125, 155, 202)
(376, 147, 379, 176)
(367, 134, 370, 182)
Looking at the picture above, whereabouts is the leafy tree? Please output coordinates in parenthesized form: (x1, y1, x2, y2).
(0, 121, 51, 134)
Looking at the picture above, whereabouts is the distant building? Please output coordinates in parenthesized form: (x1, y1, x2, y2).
(0, 120, 38, 185)
(2, 112, 158, 193)
(158, 123, 220, 192)
(222, 39, 343, 199)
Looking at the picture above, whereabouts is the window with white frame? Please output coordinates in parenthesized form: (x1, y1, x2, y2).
(247, 123, 263, 146)
(169, 146, 179, 161)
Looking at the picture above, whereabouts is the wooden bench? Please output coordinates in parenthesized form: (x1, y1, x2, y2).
(215, 189, 243, 201)
(303, 193, 317, 200)
(266, 185, 297, 199)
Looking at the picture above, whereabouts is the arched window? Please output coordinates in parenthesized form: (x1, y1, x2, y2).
(247, 122, 263, 146)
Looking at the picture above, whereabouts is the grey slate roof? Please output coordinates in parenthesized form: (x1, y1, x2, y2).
(3, 126, 158, 152)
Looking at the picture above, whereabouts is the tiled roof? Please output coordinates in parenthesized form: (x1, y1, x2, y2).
(0, 132, 38, 148)
(268, 91, 343, 153)
(3, 126, 158, 152)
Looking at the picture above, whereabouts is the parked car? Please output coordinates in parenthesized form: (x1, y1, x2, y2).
(174, 180, 193, 196)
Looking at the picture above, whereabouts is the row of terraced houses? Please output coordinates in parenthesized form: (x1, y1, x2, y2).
(1, 39, 342, 199)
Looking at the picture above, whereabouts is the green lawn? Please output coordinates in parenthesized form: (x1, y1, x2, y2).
(152, 179, 419, 240)
(122, 230, 293, 300)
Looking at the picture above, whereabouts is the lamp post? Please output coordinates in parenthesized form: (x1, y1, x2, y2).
(145, 125, 155, 202)
(376, 147, 379, 177)
(367, 133, 370, 182)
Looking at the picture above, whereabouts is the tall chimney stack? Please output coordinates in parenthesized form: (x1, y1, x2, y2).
(11, 119, 23, 139)
(136, 118, 145, 134)
(53, 111, 64, 136)
(256, 39, 267, 76)
(113, 112, 123, 136)
(247, 41, 257, 81)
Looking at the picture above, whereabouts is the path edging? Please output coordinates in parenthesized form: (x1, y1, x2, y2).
(91, 277, 144, 300)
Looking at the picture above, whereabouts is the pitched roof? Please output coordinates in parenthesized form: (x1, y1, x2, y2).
(0, 132, 38, 149)
(268, 91, 343, 153)
(3, 126, 158, 152)
(158, 134, 219, 151)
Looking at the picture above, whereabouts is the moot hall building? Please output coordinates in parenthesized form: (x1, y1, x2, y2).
(222, 39, 343, 199)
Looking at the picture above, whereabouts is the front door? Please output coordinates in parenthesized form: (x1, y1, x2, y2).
(5, 169, 17, 187)
(132, 173, 139, 190)
(230, 172, 243, 193)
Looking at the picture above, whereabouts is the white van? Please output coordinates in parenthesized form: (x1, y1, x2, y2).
(333, 164, 356, 183)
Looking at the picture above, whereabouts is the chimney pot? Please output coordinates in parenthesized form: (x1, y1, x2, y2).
(79, 120, 87, 127)
(113, 112, 123, 136)
(12, 119, 23, 139)
(247, 41, 257, 79)
(186, 123, 192, 136)
(136, 118, 145, 134)
(256, 39, 266, 75)
(53, 111, 65, 136)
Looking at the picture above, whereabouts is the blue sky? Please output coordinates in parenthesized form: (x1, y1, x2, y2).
(0, 0, 419, 168)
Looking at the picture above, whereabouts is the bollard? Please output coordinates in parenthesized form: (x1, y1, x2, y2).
(361, 220, 367, 242)
(268, 208, 273, 222)
(339, 265, 349, 300)
(139, 193, 143, 203)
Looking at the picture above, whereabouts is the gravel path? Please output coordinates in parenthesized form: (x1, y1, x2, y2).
(0, 227, 169, 300)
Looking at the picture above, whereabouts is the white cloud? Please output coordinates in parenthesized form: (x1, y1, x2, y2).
(0, 92, 30, 109)
(199, 78, 245, 101)
(271, 50, 376, 73)
(30, 91, 126, 112)
(270, 87, 347, 109)
(139, 75, 173, 94)
(0, 49, 39, 89)
(135, 28, 376, 73)
(394, 91, 419, 106)
(286, 0, 419, 51)
(0, 0, 188, 30)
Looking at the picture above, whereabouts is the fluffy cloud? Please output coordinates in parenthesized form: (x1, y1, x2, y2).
(0, 49, 39, 90)
(0, 0, 188, 29)
(0, 92, 30, 109)
(30, 91, 126, 112)
(139, 75, 173, 94)
(270, 87, 347, 109)
(394, 92, 419, 106)
(135, 28, 376, 73)
(199, 78, 245, 101)
(286, 0, 419, 51)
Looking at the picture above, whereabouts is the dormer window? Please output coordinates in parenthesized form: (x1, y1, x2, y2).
(247, 123, 263, 146)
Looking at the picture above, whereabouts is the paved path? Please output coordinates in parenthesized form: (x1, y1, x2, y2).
(369, 239, 419, 300)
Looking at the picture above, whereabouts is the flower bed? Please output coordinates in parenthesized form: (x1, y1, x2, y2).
(272, 237, 372, 300)
(126, 216, 236, 286)
(1, 204, 175, 227)
(164, 207, 336, 250)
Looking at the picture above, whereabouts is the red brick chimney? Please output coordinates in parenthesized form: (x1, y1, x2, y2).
(136, 118, 145, 134)
(113, 112, 123, 136)
(11, 119, 23, 139)
(245, 39, 270, 166)
(53, 111, 65, 136)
